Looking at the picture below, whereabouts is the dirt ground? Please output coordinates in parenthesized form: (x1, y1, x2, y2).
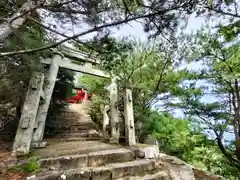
(0, 152, 27, 180)
(0, 172, 27, 180)
(0, 142, 27, 180)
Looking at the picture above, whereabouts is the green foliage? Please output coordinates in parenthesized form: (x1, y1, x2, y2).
(77, 38, 184, 125)
(0, 20, 46, 102)
(93, 37, 135, 72)
(24, 157, 40, 173)
(79, 75, 110, 95)
(9, 157, 40, 173)
(0, 12, 50, 134)
(143, 111, 240, 179)
(78, 75, 109, 125)
(142, 111, 190, 153)
(168, 30, 240, 175)
(219, 20, 240, 42)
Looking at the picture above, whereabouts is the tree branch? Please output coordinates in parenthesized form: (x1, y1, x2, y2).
(43, 0, 108, 15)
(145, 55, 172, 107)
(0, 7, 179, 57)
(214, 129, 240, 170)
(126, 50, 151, 82)
(44, 6, 96, 15)
(204, 6, 240, 18)
(28, 16, 105, 58)
(28, 16, 86, 46)
(0, 0, 45, 43)
(194, 108, 240, 169)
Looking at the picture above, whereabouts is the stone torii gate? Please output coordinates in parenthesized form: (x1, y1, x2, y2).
(12, 47, 136, 155)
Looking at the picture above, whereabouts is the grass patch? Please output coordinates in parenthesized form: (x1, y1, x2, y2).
(8, 156, 40, 173)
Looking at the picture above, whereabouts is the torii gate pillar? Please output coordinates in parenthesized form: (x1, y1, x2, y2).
(109, 78, 120, 143)
(124, 88, 136, 146)
(12, 72, 44, 155)
(32, 54, 61, 146)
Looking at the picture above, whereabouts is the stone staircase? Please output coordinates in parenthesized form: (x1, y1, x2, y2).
(51, 102, 105, 142)
(33, 143, 170, 180)
(29, 103, 170, 180)
(26, 103, 224, 180)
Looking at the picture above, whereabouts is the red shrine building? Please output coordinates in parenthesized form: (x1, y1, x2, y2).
(66, 85, 92, 104)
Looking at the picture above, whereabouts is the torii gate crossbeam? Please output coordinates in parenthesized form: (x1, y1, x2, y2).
(41, 58, 109, 78)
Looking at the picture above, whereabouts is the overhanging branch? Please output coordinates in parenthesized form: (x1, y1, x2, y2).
(0, 6, 179, 57)
(204, 6, 240, 18)
(0, 0, 45, 43)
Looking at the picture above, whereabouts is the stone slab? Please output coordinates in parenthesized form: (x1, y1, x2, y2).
(31, 141, 47, 149)
(109, 159, 156, 178)
(124, 89, 136, 146)
(46, 136, 106, 143)
(38, 148, 134, 170)
(39, 154, 88, 170)
(158, 153, 195, 180)
(115, 171, 169, 180)
(33, 56, 59, 143)
(33, 141, 122, 158)
(31, 168, 91, 180)
(33, 159, 157, 180)
(88, 148, 134, 166)
(91, 166, 112, 180)
(133, 144, 160, 159)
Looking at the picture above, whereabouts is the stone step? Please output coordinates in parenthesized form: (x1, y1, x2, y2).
(55, 123, 98, 131)
(39, 148, 135, 170)
(70, 124, 99, 131)
(59, 117, 92, 122)
(116, 172, 169, 180)
(69, 128, 99, 133)
(71, 122, 97, 126)
(60, 131, 101, 138)
(47, 136, 108, 143)
(34, 159, 158, 180)
(33, 141, 122, 158)
(142, 172, 170, 180)
(54, 129, 101, 138)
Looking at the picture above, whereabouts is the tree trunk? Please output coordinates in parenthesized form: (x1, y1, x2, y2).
(0, 0, 43, 43)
